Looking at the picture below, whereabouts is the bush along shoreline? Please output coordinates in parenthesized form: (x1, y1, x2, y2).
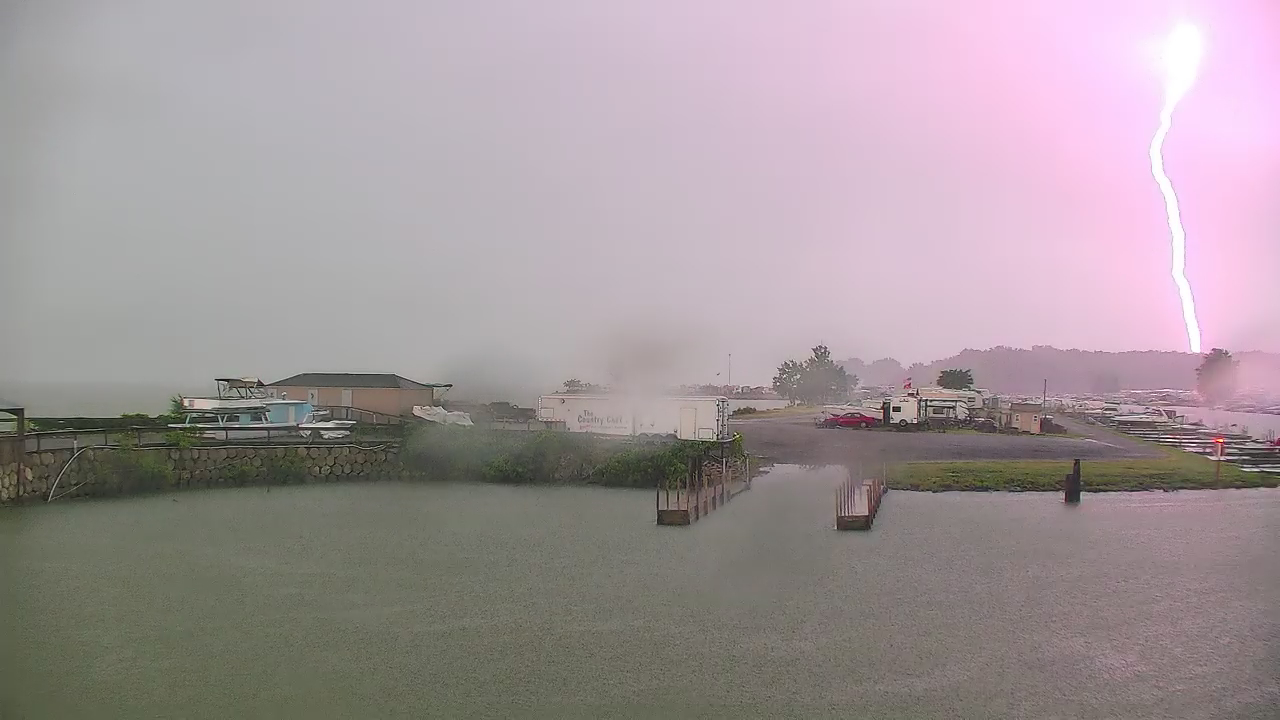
(400, 426, 747, 488)
(3, 427, 751, 505)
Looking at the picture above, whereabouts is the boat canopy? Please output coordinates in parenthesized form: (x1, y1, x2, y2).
(216, 377, 265, 388)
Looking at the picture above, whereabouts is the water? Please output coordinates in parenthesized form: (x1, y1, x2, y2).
(1166, 405, 1280, 440)
(3, 469, 1278, 718)
(729, 398, 790, 412)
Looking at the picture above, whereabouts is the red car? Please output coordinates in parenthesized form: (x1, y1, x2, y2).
(816, 411, 881, 429)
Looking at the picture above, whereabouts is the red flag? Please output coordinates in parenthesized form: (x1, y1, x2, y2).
(903, 377, 912, 390)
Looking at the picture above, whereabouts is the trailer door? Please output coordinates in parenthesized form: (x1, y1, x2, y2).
(679, 407, 697, 441)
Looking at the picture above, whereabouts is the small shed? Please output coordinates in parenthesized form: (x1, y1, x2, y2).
(1004, 402, 1044, 434)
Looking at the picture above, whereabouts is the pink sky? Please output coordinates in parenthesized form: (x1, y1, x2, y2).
(2, 0, 1277, 387)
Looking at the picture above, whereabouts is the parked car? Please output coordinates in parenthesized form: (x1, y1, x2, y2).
(816, 411, 881, 429)
(973, 418, 999, 433)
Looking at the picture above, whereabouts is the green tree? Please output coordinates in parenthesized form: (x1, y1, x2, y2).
(158, 395, 186, 426)
(937, 368, 975, 390)
(774, 345, 854, 405)
(800, 345, 852, 404)
(561, 379, 605, 394)
(1196, 348, 1238, 405)
(772, 359, 803, 403)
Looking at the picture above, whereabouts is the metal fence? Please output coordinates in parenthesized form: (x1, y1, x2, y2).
(14, 425, 403, 453)
(318, 406, 404, 425)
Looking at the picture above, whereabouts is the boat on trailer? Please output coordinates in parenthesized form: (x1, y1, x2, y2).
(171, 377, 356, 439)
(168, 404, 301, 440)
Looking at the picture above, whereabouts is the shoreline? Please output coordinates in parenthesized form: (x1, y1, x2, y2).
(888, 450, 1278, 493)
(2, 428, 755, 506)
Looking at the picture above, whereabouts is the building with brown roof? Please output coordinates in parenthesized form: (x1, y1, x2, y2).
(266, 373, 451, 418)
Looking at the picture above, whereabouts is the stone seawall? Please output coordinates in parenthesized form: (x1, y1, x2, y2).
(0, 443, 403, 505)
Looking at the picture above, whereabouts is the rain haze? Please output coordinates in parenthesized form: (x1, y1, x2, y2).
(2, 0, 1278, 406)
(4, 6, 1280, 717)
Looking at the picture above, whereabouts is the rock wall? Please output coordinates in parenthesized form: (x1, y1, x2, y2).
(0, 444, 403, 505)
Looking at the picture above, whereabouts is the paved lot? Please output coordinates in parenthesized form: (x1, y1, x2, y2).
(732, 413, 1158, 466)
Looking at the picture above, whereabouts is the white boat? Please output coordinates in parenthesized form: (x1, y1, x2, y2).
(171, 377, 356, 440)
(180, 377, 273, 412)
(298, 409, 357, 439)
(168, 405, 301, 440)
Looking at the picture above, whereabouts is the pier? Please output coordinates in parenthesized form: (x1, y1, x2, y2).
(835, 475, 887, 531)
(656, 454, 751, 526)
(1106, 417, 1280, 476)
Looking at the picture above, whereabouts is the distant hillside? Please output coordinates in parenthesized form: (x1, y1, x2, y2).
(841, 347, 1280, 395)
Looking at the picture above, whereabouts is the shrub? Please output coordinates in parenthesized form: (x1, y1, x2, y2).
(221, 462, 258, 487)
(402, 425, 745, 488)
(164, 428, 199, 448)
(262, 452, 310, 485)
(99, 448, 175, 495)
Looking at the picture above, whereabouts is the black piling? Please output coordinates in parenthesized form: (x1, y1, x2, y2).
(1063, 459, 1082, 503)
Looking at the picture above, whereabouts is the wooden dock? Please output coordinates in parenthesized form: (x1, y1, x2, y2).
(835, 476, 887, 531)
(656, 455, 751, 526)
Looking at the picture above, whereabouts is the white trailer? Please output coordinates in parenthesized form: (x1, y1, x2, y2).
(885, 395, 968, 429)
(916, 387, 986, 409)
(923, 398, 970, 423)
(886, 396, 926, 428)
(537, 394, 731, 441)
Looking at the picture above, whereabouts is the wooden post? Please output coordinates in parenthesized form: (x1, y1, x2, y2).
(1064, 459, 1082, 503)
(15, 408, 25, 498)
(703, 462, 709, 515)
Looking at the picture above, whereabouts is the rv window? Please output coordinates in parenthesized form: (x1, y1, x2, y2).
(891, 406, 902, 413)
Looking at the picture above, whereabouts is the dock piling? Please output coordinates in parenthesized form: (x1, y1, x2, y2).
(656, 447, 751, 526)
(835, 472, 887, 531)
(1063, 459, 1081, 503)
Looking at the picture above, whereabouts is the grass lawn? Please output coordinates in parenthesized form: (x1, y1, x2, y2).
(891, 447, 1279, 492)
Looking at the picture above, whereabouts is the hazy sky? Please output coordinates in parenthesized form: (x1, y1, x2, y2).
(3, 0, 1277, 390)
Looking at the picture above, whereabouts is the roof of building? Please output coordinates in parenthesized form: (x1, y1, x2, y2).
(268, 373, 452, 390)
(1009, 402, 1046, 411)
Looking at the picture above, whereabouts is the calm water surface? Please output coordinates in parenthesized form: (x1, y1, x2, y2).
(2, 468, 1277, 719)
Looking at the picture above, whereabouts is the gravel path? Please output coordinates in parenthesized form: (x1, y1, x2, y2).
(732, 413, 1159, 466)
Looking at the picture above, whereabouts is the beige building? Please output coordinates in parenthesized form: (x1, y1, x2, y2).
(1004, 402, 1044, 434)
(267, 373, 451, 418)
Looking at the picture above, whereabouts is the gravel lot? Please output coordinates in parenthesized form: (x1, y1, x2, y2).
(732, 413, 1158, 466)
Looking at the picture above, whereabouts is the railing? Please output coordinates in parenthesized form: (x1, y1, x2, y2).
(13, 425, 402, 453)
(317, 406, 404, 425)
(18, 427, 163, 452)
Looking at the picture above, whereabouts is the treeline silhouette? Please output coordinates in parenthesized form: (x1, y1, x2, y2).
(841, 346, 1280, 394)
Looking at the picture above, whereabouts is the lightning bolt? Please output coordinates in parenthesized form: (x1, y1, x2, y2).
(1149, 23, 1203, 353)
